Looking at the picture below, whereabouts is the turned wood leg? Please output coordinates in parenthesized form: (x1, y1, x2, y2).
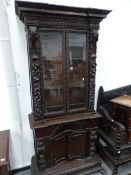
(100, 167, 107, 175)
(112, 166, 118, 175)
(112, 130, 121, 175)
(127, 128, 131, 143)
(127, 116, 131, 143)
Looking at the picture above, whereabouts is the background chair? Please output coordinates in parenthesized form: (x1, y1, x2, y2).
(97, 85, 131, 175)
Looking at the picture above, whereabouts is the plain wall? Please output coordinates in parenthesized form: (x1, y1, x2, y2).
(0, 0, 131, 170)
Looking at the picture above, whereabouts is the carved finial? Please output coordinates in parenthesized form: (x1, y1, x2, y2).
(29, 26, 37, 33)
(28, 26, 38, 49)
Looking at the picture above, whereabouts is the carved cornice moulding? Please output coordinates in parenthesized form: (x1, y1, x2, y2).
(15, 1, 111, 24)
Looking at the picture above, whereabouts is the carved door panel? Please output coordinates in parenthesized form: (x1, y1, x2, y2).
(35, 123, 91, 168)
(51, 135, 67, 165)
(44, 139, 53, 167)
(67, 131, 87, 160)
(37, 135, 67, 168)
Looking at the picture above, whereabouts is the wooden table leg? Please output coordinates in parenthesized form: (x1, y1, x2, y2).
(127, 117, 131, 143)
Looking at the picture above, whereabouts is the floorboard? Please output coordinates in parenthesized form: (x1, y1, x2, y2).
(13, 157, 131, 175)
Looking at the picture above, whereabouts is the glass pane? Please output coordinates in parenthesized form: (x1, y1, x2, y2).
(40, 32, 64, 113)
(68, 33, 86, 110)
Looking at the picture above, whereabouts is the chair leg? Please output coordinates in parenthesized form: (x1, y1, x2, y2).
(112, 130, 121, 175)
(112, 166, 118, 175)
(100, 167, 107, 175)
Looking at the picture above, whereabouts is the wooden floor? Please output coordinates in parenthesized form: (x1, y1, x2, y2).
(13, 158, 131, 175)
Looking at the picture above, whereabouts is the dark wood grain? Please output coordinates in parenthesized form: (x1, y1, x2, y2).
(15, 1, 110, 175)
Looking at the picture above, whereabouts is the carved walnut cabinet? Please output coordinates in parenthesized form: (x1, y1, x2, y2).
(15, 1, 110, 175)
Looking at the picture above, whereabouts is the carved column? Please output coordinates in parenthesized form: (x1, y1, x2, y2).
(27, 26, 43, 120)
(36, 139, 46, 171)
(89, 128, 97, 157)
(89, 28, 99, 111)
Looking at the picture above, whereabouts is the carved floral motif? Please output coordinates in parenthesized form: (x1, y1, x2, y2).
(89, 29, 99, 111)
(36, 140, 46, 170)
(28, 26, 43, 119)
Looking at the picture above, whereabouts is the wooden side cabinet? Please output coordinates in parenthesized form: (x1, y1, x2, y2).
(15, 1, 111, 175)
(0, 130, 10, 175)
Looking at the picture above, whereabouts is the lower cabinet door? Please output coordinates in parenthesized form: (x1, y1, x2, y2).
(67, 131, 87, 160)
(51, 135, 67, 165)
(35, 126, 91, 170)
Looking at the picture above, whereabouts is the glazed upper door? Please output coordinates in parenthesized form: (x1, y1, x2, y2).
(40, 29, 66, 115)
(67, 32, 87, 112)
(39, 29, 88, 116)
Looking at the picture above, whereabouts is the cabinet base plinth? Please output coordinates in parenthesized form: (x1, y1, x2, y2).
(31, 156, 106, 175)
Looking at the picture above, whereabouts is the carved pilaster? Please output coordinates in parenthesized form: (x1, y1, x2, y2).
(89, 29, 99, 111)
(27, 26, 43, 120)
(36, 140, 46, 171)
(90, 129, 97, 157)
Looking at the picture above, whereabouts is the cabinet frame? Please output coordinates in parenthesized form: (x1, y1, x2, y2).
(15, 1, 111, 174)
